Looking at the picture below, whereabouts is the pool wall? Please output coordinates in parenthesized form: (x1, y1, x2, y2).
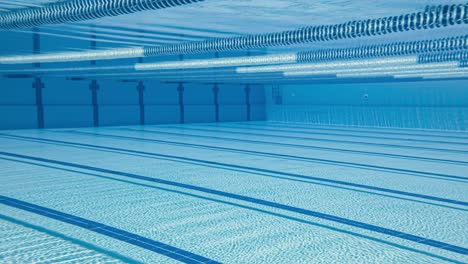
(0, 31, 267, 130)
(2, 28, 468, 131)
(265, 80, 468, 131)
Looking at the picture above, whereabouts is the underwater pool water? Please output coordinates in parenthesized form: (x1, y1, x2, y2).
(1, 1, 468, 263)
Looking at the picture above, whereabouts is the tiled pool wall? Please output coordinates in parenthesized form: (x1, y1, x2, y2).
(0, 30, 267, 131)
(2, 30, 468, 132)
(265, 80, 468, 131)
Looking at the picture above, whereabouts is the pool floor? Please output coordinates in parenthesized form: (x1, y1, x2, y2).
(0, 122, 467, 263)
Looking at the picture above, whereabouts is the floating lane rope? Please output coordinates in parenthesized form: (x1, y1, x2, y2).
(0, 4, 467, 64)
(0, 0, 205, 30)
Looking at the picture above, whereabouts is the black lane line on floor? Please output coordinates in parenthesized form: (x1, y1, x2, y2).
(0, 214, 144, 264)
(62, 130, 468, 182)
(230, 122, 468, 140)
(0, 154, 466, 256)
(1, 157, 464, 264)
(0, 195, 220, 264)
(118, 128, 468, 166)
(166, 126, 468, 154)
(1, 134, 466, 208)
(204, 123, 468, 146)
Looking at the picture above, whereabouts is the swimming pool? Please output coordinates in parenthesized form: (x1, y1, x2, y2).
(1, 122, 467, 263)
(1, 1, 468, 263)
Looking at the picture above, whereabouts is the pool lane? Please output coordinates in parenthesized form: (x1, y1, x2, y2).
(115, 125, 468, 164)
(162, 124, 468, 157)
(34, 127, 468, 201)
(58, 129, 468, 181)
(216, 123, 468, 144)
(0, 133, 466, 208)
(187, 124, 468, 152)
(234, 122, 468, 139)
(116, 127, 468, 166)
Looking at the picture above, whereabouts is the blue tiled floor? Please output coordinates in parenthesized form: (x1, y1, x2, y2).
(0, 122, 467, 263)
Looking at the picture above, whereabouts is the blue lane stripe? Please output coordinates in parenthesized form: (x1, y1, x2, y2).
(0, 195, 219, 264)
(0, 214, 145, 264)
(119, 127, 468, 166)
(1, 135, 466, 208)
(167, 126, 468, 154)
(244, 122, 468, 140)
(211, 123, 468, 146)
(62, 130, 468, 182)
(0, 154, 466, 255)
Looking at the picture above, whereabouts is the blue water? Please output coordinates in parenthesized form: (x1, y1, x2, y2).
(1, 1, 468, 263)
